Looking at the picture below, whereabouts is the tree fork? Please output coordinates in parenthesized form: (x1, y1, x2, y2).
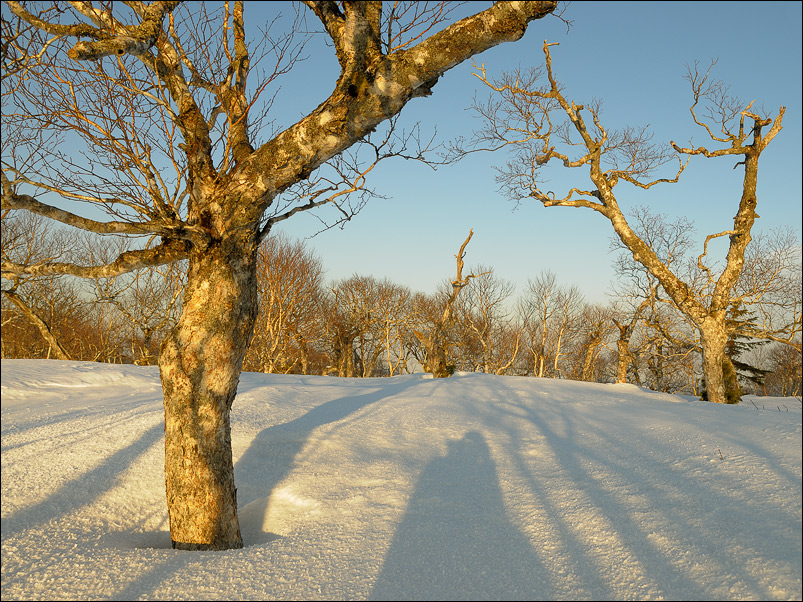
(4, 0, 558, 551)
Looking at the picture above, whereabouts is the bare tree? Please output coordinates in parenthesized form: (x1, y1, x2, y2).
(760, 344, 802, 397)
(732, 227, 801, 351)
(95, 263, 184, 366)
(2, 0, 556, 550)
(1, 211, 78, 359)
(243, 232, 324, 374)
(455, 265, 521, 374)
(611, 299, 651, 385)
(472, 42, 785, 404)
(323, 274, 387, 377)
(74, 231, 183, 365)
(321, 283, 358, 377)
(406, 290, 441, 371)
(320, 274, 413, 378)
(517, 270, 584, 378)
(413, 229, 489, 377)
(372, 278, 414, 376)
(566, 303, 616, 382)
(610, 208, 801, 391)
(608, 207, 697, 385)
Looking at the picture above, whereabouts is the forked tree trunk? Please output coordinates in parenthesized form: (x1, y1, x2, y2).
(416, 230, 483, 378)
(482, 43, 782, 404)
(3, 0, 560, 553)
(158, 239, 258, 550)
(423, 329, 451, 378)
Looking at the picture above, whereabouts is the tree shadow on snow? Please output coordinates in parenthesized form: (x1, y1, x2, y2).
(370, 431, 552, 601)
(1, 421, 164, 541)
(490, 392, 783, 600)
(104, 380, 413, 600)
(234, 378, 418, 545)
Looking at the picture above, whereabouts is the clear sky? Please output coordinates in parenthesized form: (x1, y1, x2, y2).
(4, 2, 799, 305)
(263, 1, 802, 303)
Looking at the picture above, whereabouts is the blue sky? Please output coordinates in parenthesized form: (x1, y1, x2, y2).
(4, 2, 799, 305)
(264, 1, 802, 303)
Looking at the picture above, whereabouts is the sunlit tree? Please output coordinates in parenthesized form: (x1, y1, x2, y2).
(1, 1, 557, 550)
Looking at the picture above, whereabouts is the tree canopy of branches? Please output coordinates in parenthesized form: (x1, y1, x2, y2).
(472, 41, 786, 405)
(1, 1, 557, 551)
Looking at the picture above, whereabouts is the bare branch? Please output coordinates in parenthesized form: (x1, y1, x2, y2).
(2, 288, 73, 359)
(70, 1, 182, 60)
(2, 237, 188, 280)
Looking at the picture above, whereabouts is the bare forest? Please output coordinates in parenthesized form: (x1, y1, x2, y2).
(4, 217, 800, 398)
(1, 1, 800, 552)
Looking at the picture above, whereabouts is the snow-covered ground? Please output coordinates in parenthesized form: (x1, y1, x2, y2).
(1, 359, 800, 601)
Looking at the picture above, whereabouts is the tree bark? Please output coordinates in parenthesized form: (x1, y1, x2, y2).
(158, 237, 258, 550)
(474, 43, 784, 403)
(419, 327, 452, 378)
(416, 230, 486, 378)
(4, 0, 558, 551)
(699, 322, 728, 406)
(581, 334, 601, 382)
(615, 337, 630, 384)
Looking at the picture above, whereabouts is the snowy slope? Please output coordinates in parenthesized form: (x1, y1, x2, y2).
(1, 359, 800, 601)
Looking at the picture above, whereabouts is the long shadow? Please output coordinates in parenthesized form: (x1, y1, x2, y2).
(370, 431, 552, 601)
(110, 552, 193, 602)
(1, 421, 164, 540)
(515, 401, 711, 599)
(465, 392, 620, 599)
(497, 392, 778, 599)
(710, 410, 801, 491)
(106, 379, 418, 600)
(234, 378, 418, 545)
(557, 402, 799, 599)
(1, 405, 163, 456)
(443, 381, 732, 598)
(1, 398, 163, 448)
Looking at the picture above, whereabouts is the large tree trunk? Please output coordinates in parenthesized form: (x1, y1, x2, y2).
(699, 321, 729, 404)
(158, 239, 258, 550)
(3, 0, 559, 553)
(425, 332, 452, 379)
(615, 338, 630, 384)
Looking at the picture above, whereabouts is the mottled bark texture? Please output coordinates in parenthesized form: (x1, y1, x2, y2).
(159, 237, 258, 550)
(3, 2, 557, 549)
(420, 326, 453, 379)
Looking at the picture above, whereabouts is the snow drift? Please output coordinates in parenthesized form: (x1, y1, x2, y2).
(1, 359, 800, 600)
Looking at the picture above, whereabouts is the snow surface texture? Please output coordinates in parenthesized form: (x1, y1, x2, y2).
(1, 359, 800, 601)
